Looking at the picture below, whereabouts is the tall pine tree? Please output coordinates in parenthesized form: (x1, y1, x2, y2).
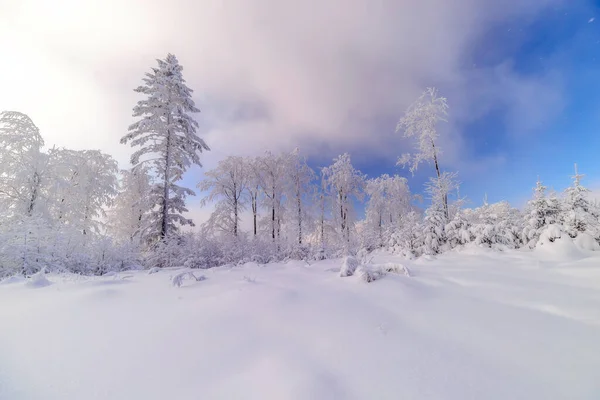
(121, 54, 209, 242)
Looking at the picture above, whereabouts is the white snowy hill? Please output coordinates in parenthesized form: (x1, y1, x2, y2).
(1, 246, 600, 400)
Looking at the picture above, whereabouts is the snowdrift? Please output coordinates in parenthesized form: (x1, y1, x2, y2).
(1, 251, 600, 400)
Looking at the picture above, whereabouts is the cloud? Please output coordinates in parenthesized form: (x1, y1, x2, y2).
(0, 0, 565, 174)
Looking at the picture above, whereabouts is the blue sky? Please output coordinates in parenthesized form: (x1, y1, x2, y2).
(319, 0, 600, 210)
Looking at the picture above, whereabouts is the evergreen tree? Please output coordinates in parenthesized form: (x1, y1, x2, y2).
(121, 54, 209, 242)
(523, 179, 561, 248)
(563, 164, 599, 239)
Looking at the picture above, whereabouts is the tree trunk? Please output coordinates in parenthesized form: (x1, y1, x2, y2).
(320, 193, 325, 250)
(379, 213, 383, 247)
(252, 191, 257, 237)
(431, 139, 448, 220)
(272, 187, 276, 241)
(297, 183, 302, 245)
(233, 182, 238, 237)
(27, 171, 40, 216)
(161, 115, 172, 240)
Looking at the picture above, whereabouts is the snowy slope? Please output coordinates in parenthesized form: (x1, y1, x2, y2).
(1, 249, 600, 400)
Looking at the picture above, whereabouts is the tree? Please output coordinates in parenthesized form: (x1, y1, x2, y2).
(418, 172, 459, 254)
(199, 156, 248, 237)
(522, 178, 561, 247)
(470, 201, 522, 249)
(397, 87, 450, 219)
(389, 210, 422, 257)
(0, 111, 49, 218)
(283, 149, 316, 246)
(109, 166, 153, 244)
(48, 149, 118, 237)
(322, 153, 365, 246)
(121, 54, 209, 242)
(244, 157, 261, 238)
(563, 164, 598, 239)
(365, 174, 411, 249)
(255, 151, 287, 242)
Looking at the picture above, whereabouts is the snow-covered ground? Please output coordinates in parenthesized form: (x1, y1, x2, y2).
(1, 247, 600, 400)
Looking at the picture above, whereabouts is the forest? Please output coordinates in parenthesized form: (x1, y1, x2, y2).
(1, 54, 597, 278)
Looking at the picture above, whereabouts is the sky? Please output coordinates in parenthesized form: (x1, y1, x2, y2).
(1, 0, 599, 225)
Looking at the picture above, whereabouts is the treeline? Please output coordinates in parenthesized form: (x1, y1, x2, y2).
(1, 54, 597, 277)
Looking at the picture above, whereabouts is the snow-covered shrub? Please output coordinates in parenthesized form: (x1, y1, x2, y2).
(537, 224, 563, 246)
(340, 256, 359, 277)
(354, 265, 385, 283)
(388, 211, 421, 257)
(380, 263, 411, 277)
(171, 270, 206, 287)
(469, 201, 522, 250)
(574, 232, 600, 251)
(25, 269, 52, 288)
(418, 207, 446, 255)
(445, 209, 472, 249)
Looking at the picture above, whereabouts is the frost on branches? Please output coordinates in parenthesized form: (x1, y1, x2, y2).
(562, 164, 599, 240)
(199, 156, 249, 238)
(363, 175, 412, 251)
(0, 111, 47, 218)
(322, 153, 366, 251)
(522, 179, 562, 248)
(121, 54, 209, 243)
(109, 166, 153, 245)
(0, 112, 134, 277)
(397, 87, 450, 219)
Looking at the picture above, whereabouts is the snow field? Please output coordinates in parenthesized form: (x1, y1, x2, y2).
(1, 249, 600, 399)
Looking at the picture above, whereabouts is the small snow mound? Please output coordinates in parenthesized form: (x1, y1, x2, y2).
(380, 263, 411, 277)
(536, 226, 585, 261)
(172, 270, 206, 287)
(538, 225, 563, 245)
(574, 233, 600, 251)
(0, 276, 26, 285)
(25, 270, 52, 288)
(102, 271, 118, 277)
(147, 267, 161, 275)
(354, 265, 384, 283)
(339, 256, 359, 277)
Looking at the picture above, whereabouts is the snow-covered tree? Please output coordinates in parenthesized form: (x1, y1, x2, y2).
(470, 201, 522, 249)
(48, 149, 118, 236)
(417, 172, 459, 254)
(563, 164, 599, 239)
(109, 166, 153, 244)
(322, 153, 365, 246)
(283, 149, 316, 246)
(0, 111, 49, 218)
(199, 156, 249, 237)
(245, 157, 261, 238)
(364, 174, 411, 249)
(445, 208, 473, 249)
(120, 53, 209, 242)
(397, 87, 450, 219)
(522, 179, 562, 248)
(389, 210, 422, 257)
(255, 151, 287, 242)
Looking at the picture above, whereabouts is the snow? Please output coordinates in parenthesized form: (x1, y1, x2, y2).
(1, 251, 600, 399)
(23, 270, 52, 288)
(339, 256, 359, 277)
(575, 232, 600, 251)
